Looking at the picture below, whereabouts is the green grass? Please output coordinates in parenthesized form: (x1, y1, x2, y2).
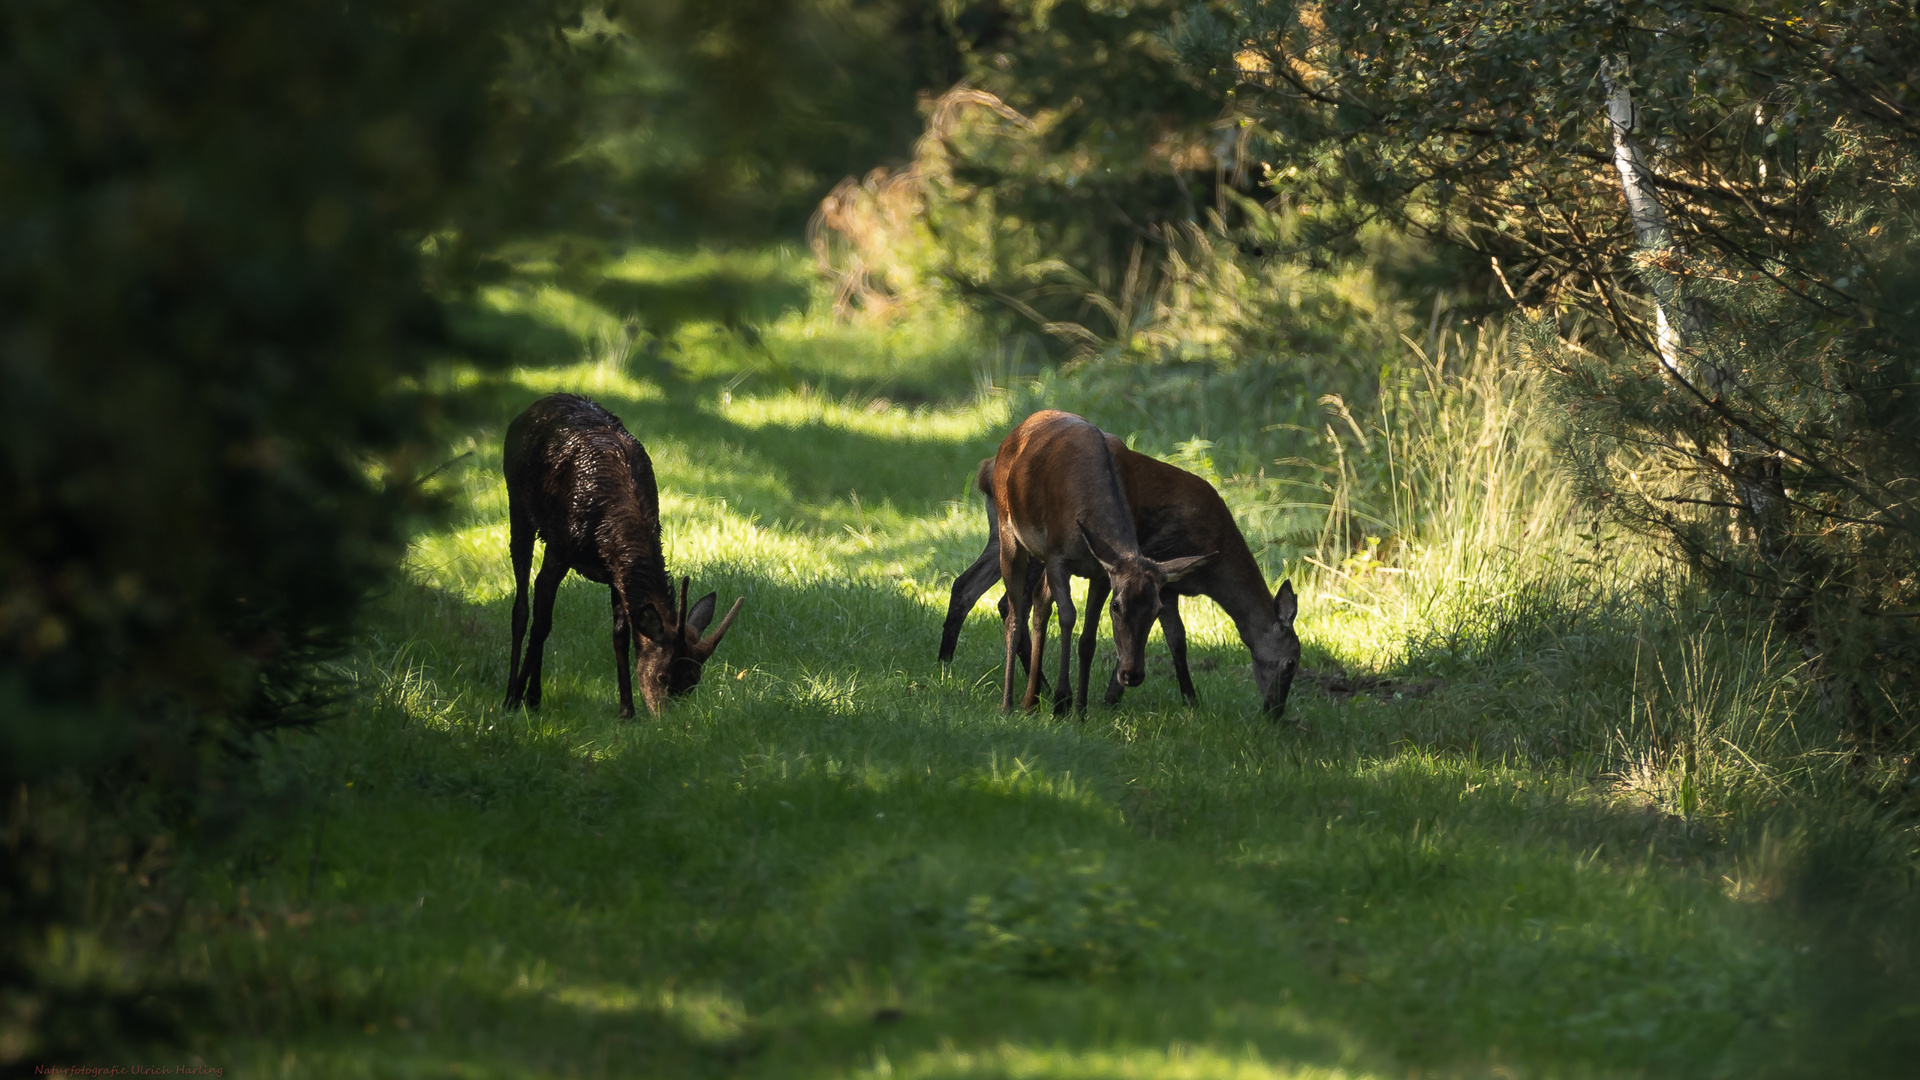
(161, 253, 1907, 1079)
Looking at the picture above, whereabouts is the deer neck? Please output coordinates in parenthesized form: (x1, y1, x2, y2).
(601, 504, 668, 609)
(1080, 433, 1144, 557)
(1207, 540, 1279, 646)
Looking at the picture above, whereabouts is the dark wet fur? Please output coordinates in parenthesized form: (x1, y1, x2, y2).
(501, 393, 742, 717)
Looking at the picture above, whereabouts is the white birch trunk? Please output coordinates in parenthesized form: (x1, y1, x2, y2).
(1599, 57, 1698, 375)
(1601, 59, 1788, 562)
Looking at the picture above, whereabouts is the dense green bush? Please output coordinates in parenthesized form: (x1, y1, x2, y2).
(0, 0, 599, 1056)
(0, 0, 954, 1061)
(838, 2, 1920, 752)
(1167, 0, 1920, 746)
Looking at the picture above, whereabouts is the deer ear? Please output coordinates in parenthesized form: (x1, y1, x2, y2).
(1274, 579, 1298, 626)
(1077, 521, 1124, 571)
(1154, 552, 1214, 584)
(633, 604, 669, 645)
(686, 591, 719, 635)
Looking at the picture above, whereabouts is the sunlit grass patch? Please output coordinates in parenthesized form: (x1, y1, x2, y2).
(601, 244, 808, 287)
(861, 1043, 1380, 1080)
(511, 351, 667, 403)
(717, 384, 1008, 443)
(479, 281, 625, 342)
(172, 247, 1907, 1079)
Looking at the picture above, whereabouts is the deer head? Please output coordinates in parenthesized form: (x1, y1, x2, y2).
(631, 577, 744, 715)
(1245, 580, 1300, 719)
(1079, 522, 1211, 688)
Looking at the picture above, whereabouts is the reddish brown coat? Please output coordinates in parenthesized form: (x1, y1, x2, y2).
(990, 411, 1212, 713)
(948, 423, 1300, 717)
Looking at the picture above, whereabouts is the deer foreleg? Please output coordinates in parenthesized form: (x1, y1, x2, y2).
(610, 587, 635, 719)
(1046, 560, 1077, 716)
(1160, 592, 1197, 705)
(504, 505, 535, 708)
(1078, 576, 1108, 713)
(1001, 573, 1050, 693)
(1000, 548, 1030, 712)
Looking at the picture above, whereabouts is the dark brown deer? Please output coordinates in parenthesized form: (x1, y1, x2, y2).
(502, 393, 742, 718)
(948, 430, 1301, 718)
(993, 411, 1212, 713)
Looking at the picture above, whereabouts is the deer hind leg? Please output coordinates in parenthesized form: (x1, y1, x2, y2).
(940, 535, 1001, 663)
(1078, 575, 1108, 713)
(1045, 560, 1078, 716)
(1159, 592, 1198, 705)
(520, 552, 567, 710)
(610, 587, 635, 719)
(504, 499, 536, 708)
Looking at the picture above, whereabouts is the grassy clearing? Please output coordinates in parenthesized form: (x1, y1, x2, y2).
(164, 253, 1906, 1078)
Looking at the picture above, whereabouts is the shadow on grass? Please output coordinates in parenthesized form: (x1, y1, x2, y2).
(593, 274, 810, 335)
(437, 350, 998, 529)
(189, 564, 1821, 1080)
(446, 299, 588, 368)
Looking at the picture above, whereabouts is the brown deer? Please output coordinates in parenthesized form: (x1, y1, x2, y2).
(992, 411, 1212, 714)
(948, 430, 1301, 717)
(943, 457, 1048, 690)
(502, 393, 742, 718)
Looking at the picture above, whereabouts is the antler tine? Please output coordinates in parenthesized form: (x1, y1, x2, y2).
(697, 597, 745, 655)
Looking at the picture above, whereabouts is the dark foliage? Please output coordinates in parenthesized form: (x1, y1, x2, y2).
(845, 1, 1239, 336)
(603, 1, 967, 239)
(0, 0, 948, 1062)
(1164, 0, 1920, 749)
(1, 0, 566, 786)
(0, 0, 600, 1057)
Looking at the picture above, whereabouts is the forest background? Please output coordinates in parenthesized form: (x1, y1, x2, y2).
(3, 1, 1918, 1075)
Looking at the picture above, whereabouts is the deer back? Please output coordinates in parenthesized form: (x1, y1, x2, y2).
(992, 411, 1138, 572)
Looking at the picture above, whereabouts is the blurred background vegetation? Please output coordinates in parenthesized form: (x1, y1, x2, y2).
(4, 0, 1917, 1070)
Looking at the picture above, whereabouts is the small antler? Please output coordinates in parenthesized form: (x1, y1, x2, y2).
(677, 576, 690, 629)
(694, 597, 745, 659)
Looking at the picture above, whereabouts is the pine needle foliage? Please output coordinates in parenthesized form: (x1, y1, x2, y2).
(0, 0, 957, 1062)
(1162, 0, 1920, 753)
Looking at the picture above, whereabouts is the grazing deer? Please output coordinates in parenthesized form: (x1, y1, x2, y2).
(502, 393, 742, 718)
(992, 411, 1213, 714)
(947, 431, 1302, 718)
(944, 457, 1049, 690)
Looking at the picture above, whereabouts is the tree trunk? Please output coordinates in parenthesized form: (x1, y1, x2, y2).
(1599, 57, 1700, 374)
(1599, 58, 1791, 572)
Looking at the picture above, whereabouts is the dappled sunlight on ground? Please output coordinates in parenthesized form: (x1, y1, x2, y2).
(409, 357, 1012, 625)
(510, 356, 669, 403)
(717, 386, 1008, 443)
(172, 252, 1833, 1080)
(853, 1043, 1380, 1080)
